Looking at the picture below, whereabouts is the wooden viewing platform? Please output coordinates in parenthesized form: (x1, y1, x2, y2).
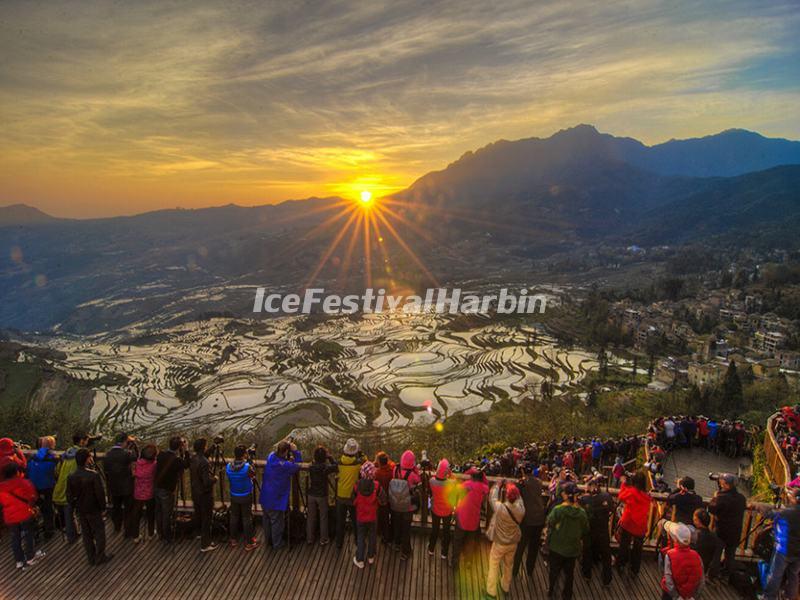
(1, 522, 742, 600)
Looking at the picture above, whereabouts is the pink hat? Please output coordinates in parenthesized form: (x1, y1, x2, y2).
(360, 461, 376, 480)
(436, 459, 450, 479)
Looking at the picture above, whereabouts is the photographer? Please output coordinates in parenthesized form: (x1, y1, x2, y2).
(190, 438, 217, 552)
(260, 437, 301, 549)
(579, 475, 613, 586)
(512, 464, 546, 578)
(707, 473, 746, 577)
(227, 444, 260, 551)
(616, 471, 652, 577)
(750, 486, 800, 600)
(53, 431, 89, 544)
(27, 436, 59, 539)
(486, 482, 525, 599)
(307, 445, 337, 545)
(546, 481, 589, 600)
(666, 477, 704, 525)
(0, 462, 45, 570)
(335, 438, 365, 550)
(0, 437, 27, 480)
(451, 467, 489, 570)
(103, 432, 136, 535)
(154, 435, 190, 544)
(67, 448, 112, 566)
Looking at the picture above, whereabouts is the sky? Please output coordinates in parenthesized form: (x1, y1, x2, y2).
(1, 0, 799, 218)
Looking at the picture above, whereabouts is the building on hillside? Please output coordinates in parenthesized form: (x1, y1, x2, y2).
(688, 361, 727, 388)
(776, 351, 800, 371)
(753, 330, 786, 354)
(752, 359, 781, 379)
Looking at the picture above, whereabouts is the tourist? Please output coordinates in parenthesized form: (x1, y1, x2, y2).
(0, 437, 27, 480)
(486, 482, 525, 599)
(451, 467, 489, 569)
(707, 473, 746, 576)
(26, 435, 59, 539)
(335, 438, 365, 549)
(513, 464, 546, 578)
(52, 432, 88, 544)
(353, 461, 381, 568)
(389, 449, 421, 560)
(660, 521, 704, 600)
(750, 486, 800, 600)
(579, 474, 614, 586)
(428, 458, 455, 559)
(616, 471, 651, 577)
(189, 438, 217, 552)
(103, 432, 136, 534)
(260, 438, 302, 549)
(666, 476, 704, 525)
(0, 463, 45, 570)
(307, 444, 336, 546)
(227, 444, 259, 550)
(67, 449, 112, 566)
(374, 452, 395, 545)
(546, 481, 589, 600)
(153, 436, 190, 544)
(691, 508, 722, 578)
(126, 444, 158, 542)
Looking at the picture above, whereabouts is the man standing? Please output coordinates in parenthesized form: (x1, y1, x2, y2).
(67, 449, 112, 566)
(260, 438, 302, 549)
(708, 473, 746, 577)
(660, 521, 704, 600)
(189, 438, 217, 552)
(53, 432, 89, 544)
(751, 486, 800, 600)
(451, 468, 489, 570)
(103, 432, 135, 535)
(579, 475, 613, 586)
(546, 482, 589, 600)
(666, 477, 704, 525)
(513, 465, 546, 578)
(154, 436, 190, 544)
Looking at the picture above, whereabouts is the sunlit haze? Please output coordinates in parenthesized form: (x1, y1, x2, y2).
(1, 0, 799, 218)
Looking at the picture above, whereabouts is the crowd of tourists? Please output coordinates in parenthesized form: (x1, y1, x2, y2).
(0, 415, 797, 600)
(774, 404, 800, 481)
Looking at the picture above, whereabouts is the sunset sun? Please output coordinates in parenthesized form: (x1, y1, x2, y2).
(360, 190, 373, 205)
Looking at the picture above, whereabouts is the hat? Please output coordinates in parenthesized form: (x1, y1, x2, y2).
(343, 438, 359, 455)
(721, 473, 737, 486)
(664, 521, 692, 546)
(505, 483, 520, 503)
(360, 461, 375, 480)
(436, 459, 450, 479)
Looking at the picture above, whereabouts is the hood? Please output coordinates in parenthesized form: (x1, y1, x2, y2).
(0, 438, 13, 454)
(436, 459, 450, 479)
(63, 446, 79, 460)
(400, 450, 416, 470)
(339, 454, 359, 466)
(558, 504, 588, 519)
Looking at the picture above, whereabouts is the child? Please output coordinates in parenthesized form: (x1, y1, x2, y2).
(353, 461, 382, 568)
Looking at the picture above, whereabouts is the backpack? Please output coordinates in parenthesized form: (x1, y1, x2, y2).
(388, 470, 412, 512)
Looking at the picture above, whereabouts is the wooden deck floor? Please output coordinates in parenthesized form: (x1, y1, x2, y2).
(1, 520, 743, 599)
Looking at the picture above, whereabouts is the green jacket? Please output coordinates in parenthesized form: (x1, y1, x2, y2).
(546, 502, 589, 558)
(336, 454, 363, 500)
(53, 446, 79, 505)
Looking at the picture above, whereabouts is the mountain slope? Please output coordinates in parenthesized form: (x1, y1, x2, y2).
(0, 204, 61, 227)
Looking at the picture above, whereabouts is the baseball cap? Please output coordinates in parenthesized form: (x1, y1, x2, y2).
(664, 521, 692, 546)
(721, 473, 737, 486)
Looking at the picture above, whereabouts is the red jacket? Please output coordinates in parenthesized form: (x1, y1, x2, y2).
(618, 484, 651, 537)
(660, 545, 704, 598)
(456, 480, 489, 531)
(354, 481, 380, 523)
(0, 438, 27, 481)
(0, 476, 37, 525)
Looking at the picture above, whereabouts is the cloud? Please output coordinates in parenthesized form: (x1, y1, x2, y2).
(0, 0, 798, 216)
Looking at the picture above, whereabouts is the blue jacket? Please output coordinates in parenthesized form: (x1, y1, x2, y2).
(591, 441, 603, 460)
(259, 450, 301, 511)
(226, 461, 254, 497)
(27, 447, 58, 491)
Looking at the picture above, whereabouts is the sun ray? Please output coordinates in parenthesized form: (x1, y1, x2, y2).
(304, 208, 361, 288)
(362, 207, 372, 289)
(373, 207, 440, 287)
(337, 210, 363, 288)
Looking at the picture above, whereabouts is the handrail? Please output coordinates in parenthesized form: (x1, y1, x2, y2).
(765, 412, 792, 487)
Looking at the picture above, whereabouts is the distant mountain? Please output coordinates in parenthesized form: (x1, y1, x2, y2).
(0, 204, 60, 227)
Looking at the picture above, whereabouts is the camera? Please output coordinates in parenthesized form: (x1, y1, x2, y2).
(213, 435, 225, 445)
(87, 433, 103, 446)
(708, 472, 720, 481)
(246, 444, 258, 461)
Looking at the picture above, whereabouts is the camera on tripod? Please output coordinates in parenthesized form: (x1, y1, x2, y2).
(246, 444, 257, 461)
(87, 433, 104, 446)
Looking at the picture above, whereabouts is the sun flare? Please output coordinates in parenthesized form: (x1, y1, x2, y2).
(360, 190, 373, 204)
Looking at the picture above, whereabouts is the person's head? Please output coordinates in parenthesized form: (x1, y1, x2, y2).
(114, 432, 129, 445)
(786, 486, 800, 505)
(467, 467, 482, 481)
(693, 508, 711, 529)
(664, 521, 692, 547)
(2, 462, 19, 480)
(719, 473, 736, 491)
(276, 441, 291, 459)
(73, 431, 88, 447)
(75, 448, 91, 468)
(376, 451, 389, 466)
(505, 483, 520, 503)
(630, 471, 647, 492)
(343, 438, 359, 456)
(560, 482, 578, 504)
(39, 435, 56, 450)
(436, 459, 450, 479)
(234, 445, 247, 460)
(141, 444, 157, 461)
(360, 461, 376, 480)
(313, 445, 329, 464)
(169, 436, 184, 452)
(193, 438, 208, 455)
(678, 476, 695, 492)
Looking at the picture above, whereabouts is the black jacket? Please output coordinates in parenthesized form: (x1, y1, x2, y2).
(579, 490, 614, 535)
(308, 462, 337, 498)
(103, 446, 135, 496)
(693, 527, 723, 573)
(67, 467, 106, 516)
(189, 453, 215, 497)
(518, 475, 545, 527)
(155, 450, 190, 493)
(667, 490, 705, 525)
(708, 487, 747, 546)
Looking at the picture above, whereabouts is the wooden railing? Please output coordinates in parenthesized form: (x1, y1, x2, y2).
(764, 412, 792, 487)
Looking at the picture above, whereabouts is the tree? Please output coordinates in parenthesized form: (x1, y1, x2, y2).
(686, 384, 703, 415)
(597, 347, 608, 381)
(722, 361, 744, 416)
(631, 356, 638, 381)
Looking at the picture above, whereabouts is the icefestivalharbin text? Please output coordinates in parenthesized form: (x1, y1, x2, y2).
(252, 288, 549, 315)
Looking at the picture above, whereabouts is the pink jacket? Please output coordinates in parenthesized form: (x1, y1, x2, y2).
(456, 480, 489, 531)
(396, 450, 421, 487)
(133, 458, 157, 501)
